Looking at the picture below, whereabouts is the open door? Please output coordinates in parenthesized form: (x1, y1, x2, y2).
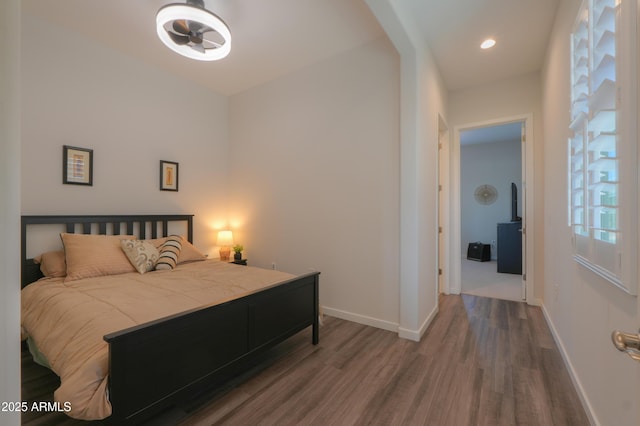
(610, 296, 640, 409)
(437, 117, 449, 296)
(520, 122, 527, 300)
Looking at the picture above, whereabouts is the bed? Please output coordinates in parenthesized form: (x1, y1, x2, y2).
(20, 214, 320, 424)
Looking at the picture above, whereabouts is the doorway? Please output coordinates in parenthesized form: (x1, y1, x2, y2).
(460, 122, 523, 301)
(448, 114, 534, 304)
(437, 115, 449, 299)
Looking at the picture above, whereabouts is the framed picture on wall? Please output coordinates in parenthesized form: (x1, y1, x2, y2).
(63, 145, 93, 186)
(160, 160, 179, 191)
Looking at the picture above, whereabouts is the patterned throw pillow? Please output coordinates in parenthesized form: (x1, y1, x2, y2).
(121, 240, 160, 274)
(147, 236, 206, 263)
(155, 235, 182, 270)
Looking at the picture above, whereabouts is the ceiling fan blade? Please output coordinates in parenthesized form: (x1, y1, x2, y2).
(187, 20, 204, 34)
(189, 33, 203, 45)
(191, 43, 205, 54)
(198, 24, 214, 34)
(168, 31, 190, 45)
(172, 20, 190, 35)
(201, 37, 223, 49)
(201, 28, 224, 48)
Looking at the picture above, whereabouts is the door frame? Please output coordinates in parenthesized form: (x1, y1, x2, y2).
(437, 115, 450, 298)
(447, 113, 536, 305)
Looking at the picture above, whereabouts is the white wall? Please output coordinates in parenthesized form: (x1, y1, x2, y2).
(448, 72, 543, 300)
(414, 45, 449, 339)
(229, 38, 401, 330)
(366, 0, 449, 340)
(21, 13, 230, 255)
(448, 72, 542, 127)
(541, 0, 640, 424)
(0, 0, 21, 424)
(461, 139, 521, 259)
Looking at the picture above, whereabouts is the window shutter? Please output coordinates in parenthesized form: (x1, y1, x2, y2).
(569, 0, 637, 294)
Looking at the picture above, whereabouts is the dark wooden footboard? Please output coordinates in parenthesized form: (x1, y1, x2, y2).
(104, 271, 320, 425)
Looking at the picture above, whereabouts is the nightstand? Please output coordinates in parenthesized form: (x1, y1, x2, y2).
(229, 259, 247, 266)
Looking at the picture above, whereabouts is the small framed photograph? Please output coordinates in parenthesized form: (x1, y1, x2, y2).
(160, 160, 179, 191)
(63, 145, 93, 186)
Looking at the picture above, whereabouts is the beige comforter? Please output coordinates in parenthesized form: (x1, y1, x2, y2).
(20, 260, 295, 420)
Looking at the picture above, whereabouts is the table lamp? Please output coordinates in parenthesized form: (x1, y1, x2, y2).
(217, 230, 233, 261)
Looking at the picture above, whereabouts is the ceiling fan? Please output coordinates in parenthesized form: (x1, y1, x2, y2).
(156, 0, 231, 61)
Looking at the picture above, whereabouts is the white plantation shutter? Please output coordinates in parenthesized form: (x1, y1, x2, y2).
(569, 0, 637, 294)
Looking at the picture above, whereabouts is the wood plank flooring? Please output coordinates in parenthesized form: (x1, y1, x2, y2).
(21, 294, 589, 425)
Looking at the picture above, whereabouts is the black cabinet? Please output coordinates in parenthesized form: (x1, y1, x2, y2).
(497, 222, 522, 274)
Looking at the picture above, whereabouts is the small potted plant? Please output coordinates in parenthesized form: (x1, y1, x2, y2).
(232, 244, 243, 261)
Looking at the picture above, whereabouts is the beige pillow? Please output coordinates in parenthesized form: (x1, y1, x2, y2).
(34, 250, 66, 278)
(148, 235, 206, 263)
(178, 237, 207, 263)
(61, 233, 136, 282)
(121, 240, 159, 274)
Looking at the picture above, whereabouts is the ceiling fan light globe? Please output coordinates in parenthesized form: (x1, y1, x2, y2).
(156, 3, 231, 61)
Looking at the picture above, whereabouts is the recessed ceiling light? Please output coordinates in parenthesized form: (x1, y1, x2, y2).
(480, 39, 496, 49)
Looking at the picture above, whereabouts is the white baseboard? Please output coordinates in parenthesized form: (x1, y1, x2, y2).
(321, 306, 399, 333)
(322, 303, 438, 342)
(398, 303, 439, 342)
(529, 297, 543, 307)
(541, 304, 599, 426)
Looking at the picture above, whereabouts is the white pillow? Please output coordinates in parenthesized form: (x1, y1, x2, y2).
(121, 240, 160, 274)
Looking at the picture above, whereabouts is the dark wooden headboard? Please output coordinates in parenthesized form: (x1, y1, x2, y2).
(21, 214, 194, 288)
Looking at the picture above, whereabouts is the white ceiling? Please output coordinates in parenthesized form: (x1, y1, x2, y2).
(405, 0, 560, 91)
(22, 0, 385, 96)
(460, 122, 523, 146)
(22, 0, 559, 95)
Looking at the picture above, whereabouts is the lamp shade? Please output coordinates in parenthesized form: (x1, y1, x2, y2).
(217, 230, 233, 246)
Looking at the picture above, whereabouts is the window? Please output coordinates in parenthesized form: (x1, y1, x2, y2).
(569, 0, 637, 294)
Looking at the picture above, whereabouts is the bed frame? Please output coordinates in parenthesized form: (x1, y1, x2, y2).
(21, 214, 320, 425)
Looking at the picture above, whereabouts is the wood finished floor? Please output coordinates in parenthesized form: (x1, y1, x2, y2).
(21, 294, 589, 425)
